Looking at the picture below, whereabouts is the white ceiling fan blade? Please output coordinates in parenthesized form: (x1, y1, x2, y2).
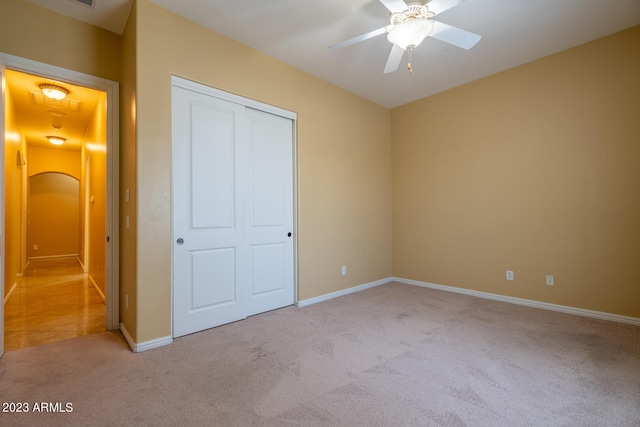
(329, 26, 389, 50)
(384, 44, 405, 74)
(427, 0, 466, 16)
(379, 0, 408, 13)
(429, 21, 481, 50)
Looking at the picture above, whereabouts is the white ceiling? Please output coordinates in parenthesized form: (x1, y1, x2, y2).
(26, 0, 133, 35)
(28, 0, 640, 108)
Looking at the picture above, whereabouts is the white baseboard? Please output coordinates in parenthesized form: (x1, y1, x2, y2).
(119, 323, 173, 353)
(297, 277, 390, 307)
(28, 253, 79, 260)
(296, 276, 640, 326)
(4, 282, 18, 306)
(118, 277, 638, 352)
(89, 275, 106, 303)
(393, 277, 640, 326)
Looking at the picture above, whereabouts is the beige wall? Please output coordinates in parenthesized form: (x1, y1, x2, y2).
(391, 26, 640, 318)
(129, 0, 392, 341)
(27, 172, 79, 258)
(0, 0, 121, 82)
(83, 93, 108, 296)
(120, 1, 138, 339)
(3, 85, 27, 298)
(28, 146, 81, 179)
(27, 147, 82, 259)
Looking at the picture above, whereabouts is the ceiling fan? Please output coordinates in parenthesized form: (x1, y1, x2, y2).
(330, 0, 481, 74)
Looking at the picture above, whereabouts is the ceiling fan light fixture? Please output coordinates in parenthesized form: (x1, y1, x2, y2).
(39, 83, 69, 101)
(47, 136, 66, 146)
(387, 18, 434, 50)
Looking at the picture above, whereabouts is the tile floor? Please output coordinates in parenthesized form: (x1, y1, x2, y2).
(3, 257, 105, 352)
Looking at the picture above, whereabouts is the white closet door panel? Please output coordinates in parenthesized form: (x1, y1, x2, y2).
(251, 119, 287, 227)
(251, 243, 286, 295)
(190, 248, 236, 310)
(190, 103, 236, 229)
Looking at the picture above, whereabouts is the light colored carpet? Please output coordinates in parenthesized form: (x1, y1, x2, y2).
(1, 282, 639, 426)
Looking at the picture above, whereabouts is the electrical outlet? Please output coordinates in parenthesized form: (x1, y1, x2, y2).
(341, 266, 347, 275)
(546, 275, 555, 286)
(33, 244, 38, 250)
(506, 270, 514, 281)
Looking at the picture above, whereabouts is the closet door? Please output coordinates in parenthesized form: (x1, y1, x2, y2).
(172, 84, 294, 338)
(172, 87, 249, 337)
(246, 107, 294, 316)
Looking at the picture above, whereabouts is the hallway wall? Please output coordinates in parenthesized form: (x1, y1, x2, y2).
(3, 82, 27, 300)
(28, 146, 80, 177)
(83, 92, 108, 297)
(27, 172, 80, 258)
(27, 147, 81, 259)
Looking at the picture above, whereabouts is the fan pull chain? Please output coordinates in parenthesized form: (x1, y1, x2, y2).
(407, 48, 413, 73)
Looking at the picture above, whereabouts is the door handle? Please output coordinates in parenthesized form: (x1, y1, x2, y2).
(176, 238, 184, 245)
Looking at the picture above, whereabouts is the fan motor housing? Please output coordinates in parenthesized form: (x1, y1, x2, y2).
(390, 2, 435, 26)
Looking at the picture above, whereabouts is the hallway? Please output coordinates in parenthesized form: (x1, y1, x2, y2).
(3, 257, 105, 352)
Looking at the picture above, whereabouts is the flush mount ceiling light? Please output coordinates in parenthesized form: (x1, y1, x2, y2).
(47, 136, 66, 146)
(39, 83, 69, 101)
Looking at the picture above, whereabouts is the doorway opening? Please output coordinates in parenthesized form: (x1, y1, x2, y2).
(1, 54, 120, 356)
(3, 70, 106, 351)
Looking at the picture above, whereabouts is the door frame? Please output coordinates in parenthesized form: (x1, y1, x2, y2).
(170, 76, 298, 336)
(0, 53, 120, 356)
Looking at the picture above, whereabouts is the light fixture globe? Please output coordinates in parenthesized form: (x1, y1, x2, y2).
(46, 136, 66, 146)
(387, 19, 434, 50)
(39, 83, 69, 101)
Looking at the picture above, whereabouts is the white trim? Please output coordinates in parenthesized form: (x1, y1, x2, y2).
(89, 275, 106, 303)
(292, 121, 299, 307)
(0, 52, 120, 331)
(171, 75, 297, 120)
(297, 277, 390, 307)
(4, 282, 17, 306)
(393, 277, 640, 326)
(28, 254, 79, 260)
(120, 323, 173, 353)
(297, 276, 640, 326)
